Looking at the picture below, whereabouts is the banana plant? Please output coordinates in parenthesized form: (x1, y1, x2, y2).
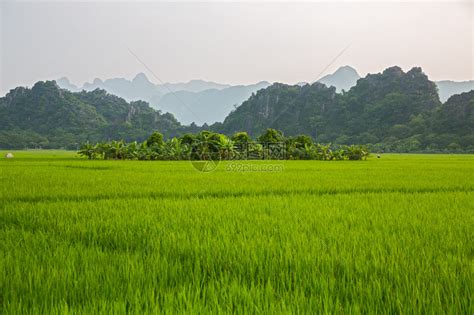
(163, 138, 188, 160)
(137, 142, 150, 160)
(109, 140, 126, 160)
(217, 135, 235, 160)
(125, 141, 139, 160)
(78, 142, 97, 159)
(320, 143, 333, 160)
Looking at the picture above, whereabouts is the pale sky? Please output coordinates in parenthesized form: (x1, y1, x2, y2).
(1, 1, 473, 95)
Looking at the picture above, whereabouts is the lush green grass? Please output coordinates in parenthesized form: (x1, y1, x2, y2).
(1, 151, 473, 313)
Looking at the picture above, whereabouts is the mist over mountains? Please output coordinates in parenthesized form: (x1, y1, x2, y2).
(317, 66, 361, 93)
(57, 66, 473, 125)
(150, 81, 271, 125)
(57, 74, 232, 102)
(57, 74, 267, 124)
(436, 80, 474, 103)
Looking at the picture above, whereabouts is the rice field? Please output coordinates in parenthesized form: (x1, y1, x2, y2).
(1, 151, 473, 313)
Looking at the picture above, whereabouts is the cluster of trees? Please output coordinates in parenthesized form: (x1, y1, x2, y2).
(79, 129, 370, 161)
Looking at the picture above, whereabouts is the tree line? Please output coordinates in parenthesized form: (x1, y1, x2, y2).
(78, 129, 370, 161)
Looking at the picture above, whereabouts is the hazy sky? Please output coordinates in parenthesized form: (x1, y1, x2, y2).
(1, 1, 473, 95)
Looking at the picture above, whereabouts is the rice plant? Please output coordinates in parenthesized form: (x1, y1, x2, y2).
(0, 151, 472, 313)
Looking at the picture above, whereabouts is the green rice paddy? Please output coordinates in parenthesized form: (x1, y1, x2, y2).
(1, 151, 473, 313)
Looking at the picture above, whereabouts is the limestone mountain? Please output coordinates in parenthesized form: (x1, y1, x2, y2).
(0, 81, 184, 148)
(317, 65, 361, 92)
(212, 66, 472, 151)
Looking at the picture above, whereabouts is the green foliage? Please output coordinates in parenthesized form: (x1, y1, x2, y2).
(231, 131, 252, 143)
(0, 129, 50, 149)
(434, 90, 474, 136)
(257, 128, 286, 143)
(146, 132, 164, 147)
(179, 133, 196, 146)
(79, 130, 369, 161)
(292, 135, 313, 148)
(78, 142, 97, 160)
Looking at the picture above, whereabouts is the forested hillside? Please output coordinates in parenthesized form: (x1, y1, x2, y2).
(213, 67, 473, 152)
(0, 81, 185, 149)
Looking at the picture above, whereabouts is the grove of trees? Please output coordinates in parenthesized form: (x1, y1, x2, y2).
(79, 129, 370, 161)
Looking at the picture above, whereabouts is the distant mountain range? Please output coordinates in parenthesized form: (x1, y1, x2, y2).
(2, 65, 473, 151)
(317, 65, 361, 92)
(57, 74, 231, 98)
(56, 67, 473, 125)
(296, 66, 473, 102)
(57, 74, 268, 124)
(435, 80, 474, 102)
(150, 81, 270, 125)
